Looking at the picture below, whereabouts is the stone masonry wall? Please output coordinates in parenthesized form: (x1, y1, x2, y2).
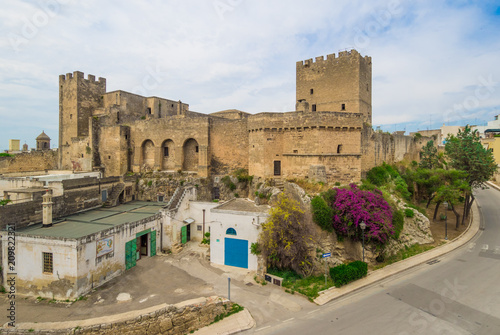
(0, 177, 120, 230)
(4, 296, 233, 335)
(209, 116, 249, 175)
(0, 150, 58, 174)
(362, 128, 431, 176)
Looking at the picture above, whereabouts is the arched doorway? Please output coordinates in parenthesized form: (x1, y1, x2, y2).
(142, 140, 155, 169)
(182, 138, 199, 172)
(161, 139, 175, 170)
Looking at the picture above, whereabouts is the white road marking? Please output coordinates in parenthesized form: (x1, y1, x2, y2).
(482, 244, 489, 251)
(255, 326, 271, 332)
(308, 309, 320, 314)
(495, 246, 500, 254)
(282, 318, 295, 323)
(468, 242, 476, 252)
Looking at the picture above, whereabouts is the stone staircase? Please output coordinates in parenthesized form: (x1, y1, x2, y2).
(103, 183, 125, 207)
(273, 178, 285, 191)
(171, 243, 183, 254)
(165, 186, 185, 211)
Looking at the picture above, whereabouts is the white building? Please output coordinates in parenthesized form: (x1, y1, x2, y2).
(1, 201, 162, 299)
(472, 114, 500, 138)
(210, 199, 269, 270)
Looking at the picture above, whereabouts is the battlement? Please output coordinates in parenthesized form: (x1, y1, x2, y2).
(296, 49, 371, 67)
(59, 71, 106, 84)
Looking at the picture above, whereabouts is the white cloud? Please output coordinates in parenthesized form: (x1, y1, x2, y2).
(0, 0, 499, 150)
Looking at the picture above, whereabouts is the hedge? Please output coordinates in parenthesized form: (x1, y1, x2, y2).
(330, 261, 368, 287)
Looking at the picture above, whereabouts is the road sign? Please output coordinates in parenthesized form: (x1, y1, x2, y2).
(322, 253, 331, 258)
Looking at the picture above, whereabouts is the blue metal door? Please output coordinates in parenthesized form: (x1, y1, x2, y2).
(224, 238, 248, 268)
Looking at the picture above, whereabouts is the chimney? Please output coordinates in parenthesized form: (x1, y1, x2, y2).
(42, 190, 53, 228)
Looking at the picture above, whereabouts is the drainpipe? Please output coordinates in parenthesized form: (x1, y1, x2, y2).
(202, 209, 206, 236)
(160, 215, 163, 252)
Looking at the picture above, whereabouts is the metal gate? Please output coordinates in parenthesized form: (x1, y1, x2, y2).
(274, 161, 281, 176)
(125, 239, 136, 270)
(224, 238, 248, 268)
(181, 225, 187, 244)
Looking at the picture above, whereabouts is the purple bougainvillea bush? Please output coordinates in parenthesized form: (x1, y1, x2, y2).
(332, 184, 394, 244)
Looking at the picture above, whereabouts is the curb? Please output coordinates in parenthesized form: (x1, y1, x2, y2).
(314, 200, 481, 305)
(192, 309, 255, 335)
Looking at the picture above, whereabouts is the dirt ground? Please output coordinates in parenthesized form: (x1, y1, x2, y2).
(425, 202, 470, 246)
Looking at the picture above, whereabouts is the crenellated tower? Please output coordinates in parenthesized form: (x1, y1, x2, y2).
(296, 49, 372, 124)
(59, 71, 106, 170)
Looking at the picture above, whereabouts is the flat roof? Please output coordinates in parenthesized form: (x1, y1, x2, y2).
(213, 198, 270, 214)
(17, 201, 163, 239)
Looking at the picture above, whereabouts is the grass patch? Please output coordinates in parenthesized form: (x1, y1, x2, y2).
(267, 268, 335, 299)
(211, 303, 244, 325)
(374, 244, 435, 270)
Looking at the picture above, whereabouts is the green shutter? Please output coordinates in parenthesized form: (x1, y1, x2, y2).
(150, 231, 156, 256)
(181, 226, 187, 244)
(125, 239, 137, 270)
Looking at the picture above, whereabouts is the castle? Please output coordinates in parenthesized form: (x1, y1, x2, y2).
(58, 49, 399, 183)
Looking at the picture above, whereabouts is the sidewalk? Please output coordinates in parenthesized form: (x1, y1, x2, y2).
(192, 309, 255, 335)
(314, 201, 481, 305)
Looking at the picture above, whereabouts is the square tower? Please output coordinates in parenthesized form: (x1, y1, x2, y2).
(296, 49, 372, 124)
(59, 71, 106, 170)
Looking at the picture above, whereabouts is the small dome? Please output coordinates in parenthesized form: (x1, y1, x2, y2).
(36, 131, 50, 141)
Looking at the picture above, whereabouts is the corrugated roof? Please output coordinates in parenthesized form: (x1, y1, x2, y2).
(16, 201, 162, 239)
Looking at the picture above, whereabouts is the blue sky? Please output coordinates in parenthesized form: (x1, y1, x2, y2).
(1, 0, 499, 151)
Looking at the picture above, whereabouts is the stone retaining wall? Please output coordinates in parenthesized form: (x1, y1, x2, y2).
(4, 296, 232, 335)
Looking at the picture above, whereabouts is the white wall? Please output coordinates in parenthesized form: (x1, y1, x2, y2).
(2, 216, 161, 299)
(2, 235, 78, 299)
(75, 217, 161, 296)
(210, 210, 267, 270)
(186, 201, 219, 241)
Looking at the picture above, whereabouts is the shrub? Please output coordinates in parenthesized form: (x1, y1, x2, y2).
(331, 184, 394, 244)
(405, 203, 427, 217)
(329, 261, 367, 287)
(366, 166, 389, 186)
(250, 242, 261, 255)
(404, 208, 415, 218)
(311, 196, 333, 231)
(392, 209, 405, 239)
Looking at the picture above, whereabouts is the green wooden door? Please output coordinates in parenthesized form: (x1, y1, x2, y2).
(181, 225, 187, 244)
(125, 239, 137, 270)
(150, 232, 156, 256)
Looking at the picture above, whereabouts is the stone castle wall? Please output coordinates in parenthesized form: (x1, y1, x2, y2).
(0, 150, 58, 174)
(209, 115, 249, 175)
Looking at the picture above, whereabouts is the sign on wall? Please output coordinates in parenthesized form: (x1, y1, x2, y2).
(96, 236, 114, 257)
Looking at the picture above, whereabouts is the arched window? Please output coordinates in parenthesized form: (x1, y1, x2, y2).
(226, 228, 237, 236)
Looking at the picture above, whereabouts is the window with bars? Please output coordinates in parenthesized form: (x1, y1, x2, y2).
(43, 252, 53, 273)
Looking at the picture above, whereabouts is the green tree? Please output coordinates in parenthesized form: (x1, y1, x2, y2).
(0, 199, 11, 206)
(445, 126, 497, 223)
(433, 170, 469, 229)
(419, 140, 441, 169)
(259, 194, 314, 276)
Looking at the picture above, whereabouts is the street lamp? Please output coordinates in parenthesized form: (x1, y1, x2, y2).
(359, 221, 366, 262)
(443, 201, 448, 240)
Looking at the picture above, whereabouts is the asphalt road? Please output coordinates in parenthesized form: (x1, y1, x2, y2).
(244, 187, 500, 335)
